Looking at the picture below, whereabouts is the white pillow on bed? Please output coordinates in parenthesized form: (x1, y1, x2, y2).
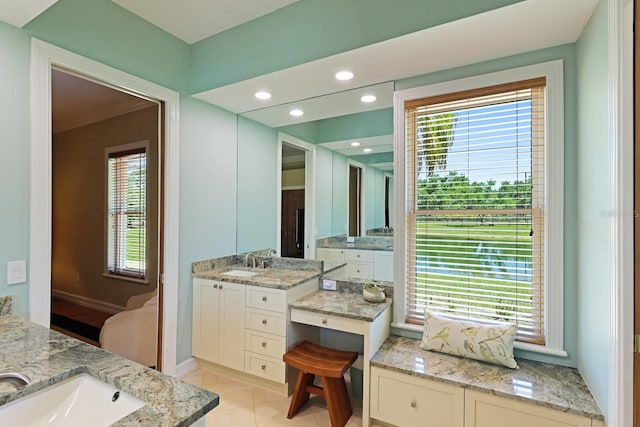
(420, 309, 519, 369)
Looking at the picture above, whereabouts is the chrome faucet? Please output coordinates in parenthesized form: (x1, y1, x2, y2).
(0, 372, 31, 388)
(244, 253, 257, 268)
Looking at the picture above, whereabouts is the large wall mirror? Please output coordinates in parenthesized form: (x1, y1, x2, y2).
(237, 82, 395, 258)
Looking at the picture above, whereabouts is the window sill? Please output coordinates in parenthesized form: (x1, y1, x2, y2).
(102, 273, 149, 285)
(390, 322, 568, 358)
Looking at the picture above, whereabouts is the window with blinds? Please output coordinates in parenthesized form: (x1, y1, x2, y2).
(107, 146, 147, 279)
(405, 78, 546, 344)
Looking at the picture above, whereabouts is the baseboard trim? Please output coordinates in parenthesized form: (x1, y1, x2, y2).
(176, 357, 200, 379)
(51, 289, 125, 315)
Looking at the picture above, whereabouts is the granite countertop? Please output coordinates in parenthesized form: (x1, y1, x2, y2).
(289, 290, 392, 322)
(193, 265, 320, 290)
(316, 236, 394, 252)
(371, 335, 603, 421)
(317, 241, 394, 252)
(0, 315, 218, 426)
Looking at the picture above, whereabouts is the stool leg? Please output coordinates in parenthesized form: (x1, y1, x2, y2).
(287, 371, 315, 419)
(323, 377, 352, 427)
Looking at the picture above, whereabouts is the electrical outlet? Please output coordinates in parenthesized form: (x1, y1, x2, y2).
(322, 279, 337, 291)
(7, 260, 26, 285)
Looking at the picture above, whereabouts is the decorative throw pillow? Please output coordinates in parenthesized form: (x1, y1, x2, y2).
(420, 309, 519, 369)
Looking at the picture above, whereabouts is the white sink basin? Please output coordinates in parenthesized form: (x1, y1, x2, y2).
(0, 373, 145, 426)
(222, 269, 259, 277)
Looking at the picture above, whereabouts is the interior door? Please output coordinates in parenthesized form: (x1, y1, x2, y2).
(281, 189, 305, 258)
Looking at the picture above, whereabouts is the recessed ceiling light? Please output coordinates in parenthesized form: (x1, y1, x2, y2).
(254, 91, 271, 100)
(361, 95, 376, 103)
(363, 148, 373, 153)
(335, 71, 354, 81)
(289, 109, 304, 117)
(350, 141, 361, 147)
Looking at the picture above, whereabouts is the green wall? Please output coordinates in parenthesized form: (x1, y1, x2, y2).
(576, 0, 610, 415)
(189, 0, 524, 92)
(0, 22, 30, 317)
(332, 152, 349, 235)
(178, 97, 239, 363)
(25, 0, 191, 93)
(315, 108, 393, 143)
(237, 116, 279, 253)
(315, 146, 334, 238)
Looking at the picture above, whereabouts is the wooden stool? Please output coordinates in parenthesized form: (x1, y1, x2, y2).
(283, 340, 358, 427)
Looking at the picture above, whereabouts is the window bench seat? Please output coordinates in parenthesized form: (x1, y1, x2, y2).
(369, 335, 603, 427)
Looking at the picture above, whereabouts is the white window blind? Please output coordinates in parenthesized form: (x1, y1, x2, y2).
(107, 147, 147, 279)
(405, 78, 546, 344)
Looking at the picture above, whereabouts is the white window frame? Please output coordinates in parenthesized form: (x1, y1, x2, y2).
(104, 140, 150, 284)
(392, 60, 566, 357)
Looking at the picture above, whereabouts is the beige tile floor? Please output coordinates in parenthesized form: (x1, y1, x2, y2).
(182, 365, 386, 427)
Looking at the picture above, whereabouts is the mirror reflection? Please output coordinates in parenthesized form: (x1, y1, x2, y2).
(240, 83, 394, 273)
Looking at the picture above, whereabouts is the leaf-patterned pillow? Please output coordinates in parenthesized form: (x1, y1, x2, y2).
(420, 309, 519, 369)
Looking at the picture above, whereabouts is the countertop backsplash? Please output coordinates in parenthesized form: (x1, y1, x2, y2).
(0, 295, 11, 316)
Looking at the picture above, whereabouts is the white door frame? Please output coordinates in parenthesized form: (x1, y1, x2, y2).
(608, 0, 633, 424)
(347, 159, 366, 237)
(29, 39, 180, 376)
(276, 132, 316, 259)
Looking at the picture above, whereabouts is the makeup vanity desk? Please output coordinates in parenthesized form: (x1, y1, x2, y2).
(289, 290, 391, 427)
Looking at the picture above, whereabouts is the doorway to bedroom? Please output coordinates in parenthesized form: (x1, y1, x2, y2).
(49, 68, 162, 367)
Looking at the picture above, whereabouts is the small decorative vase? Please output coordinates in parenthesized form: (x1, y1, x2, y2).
(363, 284, 385, 303)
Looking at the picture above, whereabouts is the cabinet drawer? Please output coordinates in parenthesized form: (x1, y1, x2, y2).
(371, 367, 464, 427)
(246, 286, 286, 313)
(345, 250, 373, 263)
(290, 308, 364, 335)
(345, 262, 372, 279)
(465, 390, 593, 427)
(246, 307, 286, 336)
(316, 248, 345, 263)
(245, 351, 286, 383)
(245, 329, 286, 359)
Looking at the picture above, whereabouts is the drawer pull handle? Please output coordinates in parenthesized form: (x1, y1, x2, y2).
(322, 319, 327, 325)
(219, 285, 223, 290)
(262, 296, 267, 302)
(261, 364, 266, 370)
(410, 400, 417, 408)
(262, 319, 267, 325)
(261, 342, 267, 347)
(213, 284, 218, 289)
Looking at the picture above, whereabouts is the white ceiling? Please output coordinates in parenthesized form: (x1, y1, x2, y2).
(111, 0, 300, 44)
(0, 0, 57, 27)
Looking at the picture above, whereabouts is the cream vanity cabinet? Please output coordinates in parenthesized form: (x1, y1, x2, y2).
(370, 367, 603, 427)
(244, 285, 288, 382)
(316, 248, 345, 263)
(192, 278, 246, 372)
(243, 280, 318, 387)
(316, 248, 393, 281)
(370, 367, 464, 427)
(464, 390, 601, 427)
